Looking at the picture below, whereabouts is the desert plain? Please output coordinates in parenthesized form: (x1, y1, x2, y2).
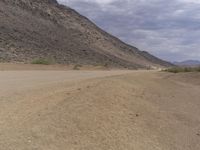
(0, 64, 200, 150)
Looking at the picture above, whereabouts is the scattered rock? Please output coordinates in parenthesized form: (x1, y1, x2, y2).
(136, 114, 139, 117)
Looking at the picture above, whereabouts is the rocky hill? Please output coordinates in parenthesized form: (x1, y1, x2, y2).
(0, 0, 172, 69)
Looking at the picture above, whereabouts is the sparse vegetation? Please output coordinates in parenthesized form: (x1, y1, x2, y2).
(73, 64, 82, 70)
(0, 59, 4, 63)
(164, 67, 200, 73)
(31, 58, 52, 65)
(103, 63, 109, 68)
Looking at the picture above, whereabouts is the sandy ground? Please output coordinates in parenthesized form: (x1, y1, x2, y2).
(0, 66, 200, 150)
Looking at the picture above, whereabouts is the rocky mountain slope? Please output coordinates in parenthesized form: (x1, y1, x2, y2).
(0, 0, 172, 69)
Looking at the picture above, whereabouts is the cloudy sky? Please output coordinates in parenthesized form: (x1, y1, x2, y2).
(58, 0, 200, 62)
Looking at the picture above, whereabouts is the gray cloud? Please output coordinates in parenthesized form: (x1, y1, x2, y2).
(58, 0, 200, 62)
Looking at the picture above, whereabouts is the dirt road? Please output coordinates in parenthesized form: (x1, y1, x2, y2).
(0, 70, 132, 96)
(0, 70, 200, 150)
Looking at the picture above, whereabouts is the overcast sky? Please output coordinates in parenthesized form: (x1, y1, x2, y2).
(58, 0, 200, 62)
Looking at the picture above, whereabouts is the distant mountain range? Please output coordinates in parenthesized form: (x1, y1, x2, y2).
(174, 60, 200, 67)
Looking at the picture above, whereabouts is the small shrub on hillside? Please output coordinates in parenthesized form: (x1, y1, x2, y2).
(197, 67, 200, 72)
(31, 58, 52, 65)
(73, 64, 82, 70)
(103, 63, 109, 68)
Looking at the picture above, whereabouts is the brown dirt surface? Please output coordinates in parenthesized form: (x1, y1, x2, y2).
(0, 67, 199, 150)
(0, 63, 111, 71)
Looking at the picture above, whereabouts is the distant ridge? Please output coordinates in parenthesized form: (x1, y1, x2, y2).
(0, 0, 173, 69)
(174, 60, 200, 67)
